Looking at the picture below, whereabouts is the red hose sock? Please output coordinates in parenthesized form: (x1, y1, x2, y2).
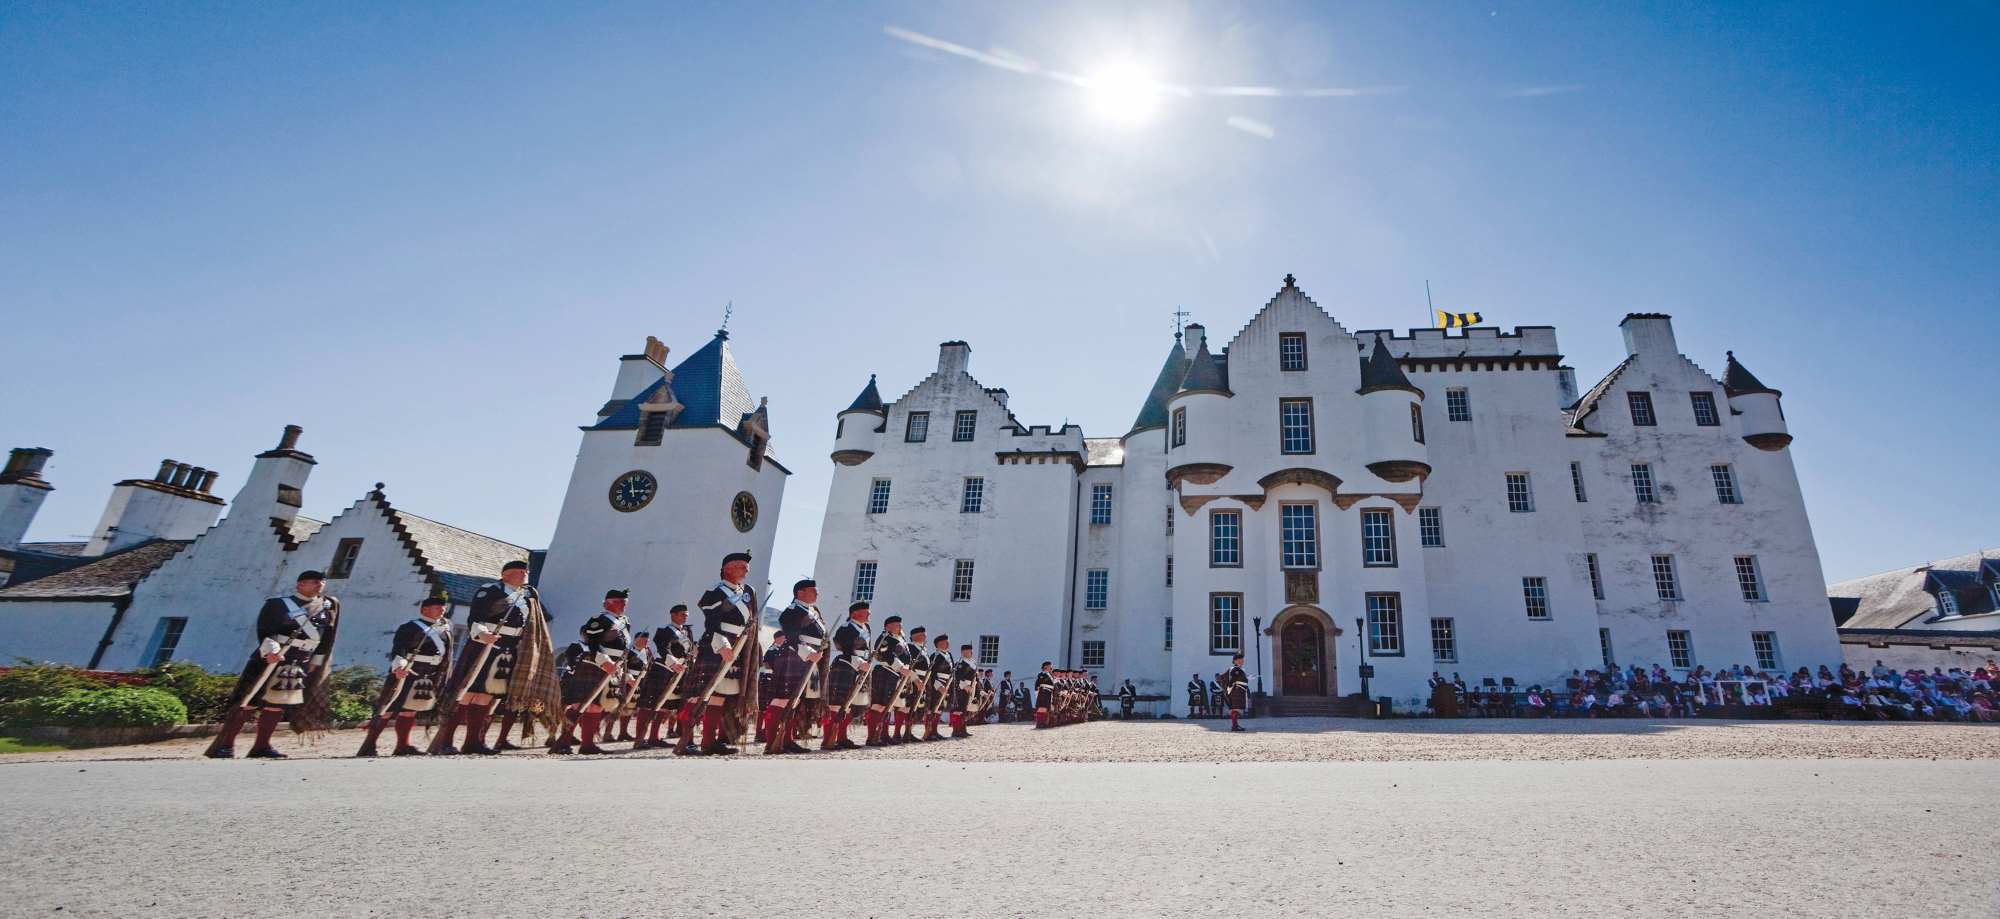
(393, 713, 414, 748)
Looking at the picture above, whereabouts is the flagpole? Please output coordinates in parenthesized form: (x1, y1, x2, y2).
(1424, 280, 1435, 331)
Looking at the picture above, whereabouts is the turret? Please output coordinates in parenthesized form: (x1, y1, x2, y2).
(1164, 325, 1233, 489)
(832, 374, 886, 466)
(1126, 334, 1189, 443)
(1722, 351, 1791, 451)
(0, 447, 55, 552)
(1357, 335, 1429, 484)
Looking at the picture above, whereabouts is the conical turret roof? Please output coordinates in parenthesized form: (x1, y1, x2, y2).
(844, 374, 886, 414)
(1127, 338, 1189, 435)
(1722, 351, 1781, 398)
(1176, 339, 1229, 395)
(1357, 335, 1422, 396)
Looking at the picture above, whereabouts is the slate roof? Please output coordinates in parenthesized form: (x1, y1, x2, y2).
(844, 375, 886, 414)
(1828, 549, 2000, 631)
(1084, 438, 1126, 467)
(1722, 351, 1780, 397)
(18, 542, 86, 557)
(0, 540, 191, 601)
(386, 508, 532, 604)
(1357, 334, 1421, 395)
(1562, 355, 1636, 434)
(1128, 338, 1188, 436)
(589, 330, 758, 435)
(1176, 340, 1229, 394)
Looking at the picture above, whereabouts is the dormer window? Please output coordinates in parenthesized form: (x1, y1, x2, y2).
(636, 411, 668, 446)
(1937, 587, 1959, 617)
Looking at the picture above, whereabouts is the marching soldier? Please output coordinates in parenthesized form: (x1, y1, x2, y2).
(950, 644, 979, 738)
(979, 669, 996, 723)
(434, 560, 547, 756)
(999, 671, 1015, 723)
(1187, 674, 1206, 717)
(634, 604, 694, 749)
(611, 630, 651, 743)
(206, 570, 341, 759)
(1118, 679, 1137, 719)
(1033, 661, 1056, 728)
(357, 591, 454, 757)
(766, 579, 827, 755)
(551, 588, 634, 755)
(1208, 674, 1225, 719)
(682, 550, 760, 756)
(1225, 654, 1251, 732)
(919, 633, 952, 741)
(822, 601, 871, 751)
(899, 626, 931, 742)
(866, 615, 912, 746)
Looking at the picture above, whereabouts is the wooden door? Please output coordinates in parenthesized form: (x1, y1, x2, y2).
(1280, 617, 1326, 695)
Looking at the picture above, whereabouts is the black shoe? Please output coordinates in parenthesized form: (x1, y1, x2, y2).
(578, 744, 607, 756)
(356, 745, 379, 759)
(952, 731, 970, 739)
(1230, 725, 1246, 732)
(836, 739, 862, 750)
(493, 740, 524, 752)
(703, 741, 738, 756)
(431, 745, 460, 757)
(464, 742, 497, 756)
(676, 743, 703, 756)
(246, 746, 287, 759)
(783, 741, 811, 754)
(549, 743, 574, 755)
(392, 746, 425, 757)
(205, 746, 235, 760)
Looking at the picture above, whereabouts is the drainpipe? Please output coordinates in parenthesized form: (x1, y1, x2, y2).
(89, 594, 133, 670)
(1060, 472, 1083, 669)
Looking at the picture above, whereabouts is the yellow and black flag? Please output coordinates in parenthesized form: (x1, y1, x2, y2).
(1436, 310, 1483, 329)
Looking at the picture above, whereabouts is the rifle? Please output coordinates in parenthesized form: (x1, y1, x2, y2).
(646, 629, 695, 714)
(203, 657, 279, 757)
(672, 614, 761, 756)
(764, 612, 845, 754)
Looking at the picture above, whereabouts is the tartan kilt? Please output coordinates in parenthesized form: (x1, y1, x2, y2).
(1035, 686, 1052, 709)
(561, 666, 613, 707)
(690, 649, 743, 698)
(446, 640, 512, 699)
(828, 660, 864, 707)
(869, 668, 900, 706)
(636, 666, 684, 709)
(769, 652, 812, 701)
(1226, 685, 1249, 710)
(949, 681, 973, 711)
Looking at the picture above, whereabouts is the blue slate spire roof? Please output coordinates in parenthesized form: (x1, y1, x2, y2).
(1357, 334, 1422, 396)
(589, 330, 758, 434)
(1176, 339, 1229, 395)
(844, 374, 886, 414)
(1722, 351, 1781, 398)
(1127, 337, 1189, 435)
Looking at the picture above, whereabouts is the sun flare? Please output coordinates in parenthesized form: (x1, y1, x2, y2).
(1081, 59, 1165, 128)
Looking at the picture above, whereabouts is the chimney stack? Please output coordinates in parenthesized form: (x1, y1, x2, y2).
(1183, 323, 1207, 355)
(84, 454, 226, 556)
(937, 341, 972, 377)
(0, 447, 56, 553)
(1619, 313, 1679, 358)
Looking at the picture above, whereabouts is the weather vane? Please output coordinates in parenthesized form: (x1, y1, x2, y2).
(1173, 307, 1191, 340)
(720, 300, 733, 335)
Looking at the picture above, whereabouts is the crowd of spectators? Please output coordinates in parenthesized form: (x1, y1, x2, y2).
(1428, 659, 2000, 722)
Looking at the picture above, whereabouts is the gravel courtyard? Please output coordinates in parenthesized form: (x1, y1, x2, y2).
(3, 719, 1995, 917)
(6, 715, 1998, 764)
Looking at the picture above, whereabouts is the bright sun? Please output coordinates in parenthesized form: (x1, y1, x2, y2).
(1081, 60, 1165, 128)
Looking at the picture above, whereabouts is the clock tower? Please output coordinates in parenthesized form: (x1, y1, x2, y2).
(536, 331, 789, 624)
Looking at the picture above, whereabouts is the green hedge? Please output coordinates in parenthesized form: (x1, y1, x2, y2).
(0, 663, 114, 729)
(33, 687, 188, 728)
(141, 662, 237, 724)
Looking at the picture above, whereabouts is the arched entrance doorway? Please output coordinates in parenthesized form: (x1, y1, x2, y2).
(1273, 606, 1335, 696)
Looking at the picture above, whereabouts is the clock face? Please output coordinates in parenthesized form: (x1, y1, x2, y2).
(731, 491, 758, 532)
(608, 470, 657, 513)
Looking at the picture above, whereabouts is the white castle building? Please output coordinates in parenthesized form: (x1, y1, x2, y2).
(812, 276, 1842, 712)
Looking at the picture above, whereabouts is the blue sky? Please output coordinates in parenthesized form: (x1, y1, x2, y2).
(3, 1, 1994, 591)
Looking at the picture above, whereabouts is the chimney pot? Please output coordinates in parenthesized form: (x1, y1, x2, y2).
(197, 469, 219, 493)
(155, 459, 178, 482)
(186, 467, 207, 490)
(169, 463, 193, 487)
(277, 425, 303, 451)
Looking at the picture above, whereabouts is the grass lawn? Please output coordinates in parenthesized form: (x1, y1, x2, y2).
(0, 736, 69, 754)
